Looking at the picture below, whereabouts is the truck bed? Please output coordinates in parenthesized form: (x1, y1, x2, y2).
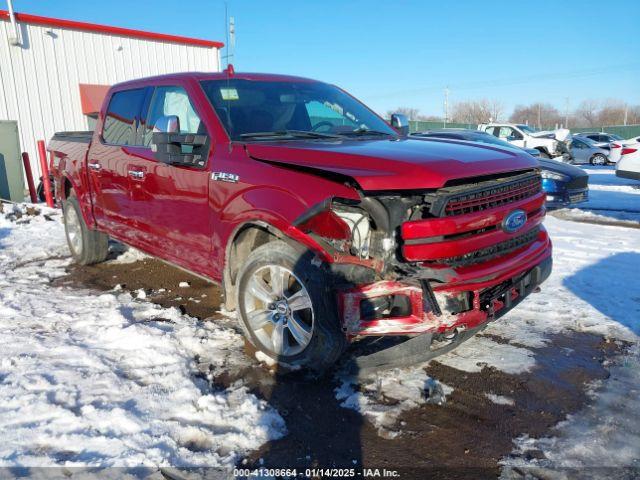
(51, 131, 93, 143)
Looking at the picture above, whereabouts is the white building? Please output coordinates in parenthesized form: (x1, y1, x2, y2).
(0, 7, 223, 186)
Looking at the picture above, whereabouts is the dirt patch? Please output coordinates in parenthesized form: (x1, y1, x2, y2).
(58, 255, 624, 478)
(55, 256, 224, 320)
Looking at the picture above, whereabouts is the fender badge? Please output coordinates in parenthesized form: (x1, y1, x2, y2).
(211, 172, 239, 183)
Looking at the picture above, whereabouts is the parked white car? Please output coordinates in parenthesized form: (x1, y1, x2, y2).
(616, 143, 640, 180)
(478, 123, 572, 159)
(609, 136, 640, 163)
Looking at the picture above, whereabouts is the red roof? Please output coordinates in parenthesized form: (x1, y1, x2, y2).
(0, 10, 223, 49)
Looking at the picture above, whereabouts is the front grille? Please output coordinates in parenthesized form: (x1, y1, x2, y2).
(443, 176, 541, 216)
(423, 171, 542, 218)
(430, 227, 540, 268)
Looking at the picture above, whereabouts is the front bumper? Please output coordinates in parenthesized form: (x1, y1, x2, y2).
(616, 169, 640, 180)
(339, 249, 552, 337)
(544, 187, 589, 208)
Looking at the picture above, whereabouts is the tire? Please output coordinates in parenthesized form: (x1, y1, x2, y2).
(236, 241, 346, 373)
(537, 150, 550, 159)
(62, 193, 108, 265)
(590, 154, 607, 166)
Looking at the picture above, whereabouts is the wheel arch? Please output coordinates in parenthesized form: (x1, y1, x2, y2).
(222, 219, 332, 311)
(535, 146, 551, 156)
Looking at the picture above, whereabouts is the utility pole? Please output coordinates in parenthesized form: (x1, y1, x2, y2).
(565, 97, 569, 129)
(443, 86, 449, 128)
(624, 104, 628, 126)
(537, 103, 541, 129)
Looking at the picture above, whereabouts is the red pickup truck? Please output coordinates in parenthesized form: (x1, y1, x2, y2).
(49, 71, 552, 372)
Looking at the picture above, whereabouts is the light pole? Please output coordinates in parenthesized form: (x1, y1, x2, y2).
(444, 87, 449, 128)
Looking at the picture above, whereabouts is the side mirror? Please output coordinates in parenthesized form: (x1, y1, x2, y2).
(153, 115, 180, 134)
(151, 115, 208, 168)
(390, 113, 410, 137)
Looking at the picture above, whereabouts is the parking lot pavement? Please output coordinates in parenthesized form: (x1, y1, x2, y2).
(1, 201, 639, 477)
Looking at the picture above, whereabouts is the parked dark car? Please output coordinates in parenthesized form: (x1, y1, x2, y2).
(412, 129, 589, 208)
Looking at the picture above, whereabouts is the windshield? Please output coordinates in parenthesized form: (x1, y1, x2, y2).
(518, 124, 538, 133)
(200, 79, 397, 140)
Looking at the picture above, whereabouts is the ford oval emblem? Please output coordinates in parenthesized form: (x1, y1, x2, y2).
(503, 209, 527, 233)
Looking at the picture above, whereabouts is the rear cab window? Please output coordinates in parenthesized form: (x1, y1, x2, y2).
(102, 88, 147, 145)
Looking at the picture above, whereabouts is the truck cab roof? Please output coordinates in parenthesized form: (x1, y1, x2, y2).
(113, 71, 319, 90)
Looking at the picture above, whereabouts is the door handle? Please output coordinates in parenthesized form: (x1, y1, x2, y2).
(128, 170, 145, 179)
(88, 162, 101, 171)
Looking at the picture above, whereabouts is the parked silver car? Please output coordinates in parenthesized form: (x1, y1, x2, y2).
(574, 132, 623, 146)
(570, 136, 611, 165)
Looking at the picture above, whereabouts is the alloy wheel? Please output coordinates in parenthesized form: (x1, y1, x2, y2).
(65, 206, 83, 256)
(243, 265, 314, 356)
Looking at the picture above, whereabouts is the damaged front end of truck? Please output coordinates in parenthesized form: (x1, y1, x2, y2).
(292, 168, 553, 370)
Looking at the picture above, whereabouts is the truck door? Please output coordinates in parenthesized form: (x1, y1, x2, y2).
(87, 88, 147, 241)
(123, 85, 213, 277)
(498, 126, 525, 149)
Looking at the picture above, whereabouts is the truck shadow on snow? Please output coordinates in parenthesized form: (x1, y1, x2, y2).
(563, 251, 640, 335)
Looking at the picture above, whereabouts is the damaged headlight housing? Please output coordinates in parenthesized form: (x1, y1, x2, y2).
(296, 199, 376, 259)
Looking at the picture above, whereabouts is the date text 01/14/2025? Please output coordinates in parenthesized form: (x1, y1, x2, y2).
(233, 467, 401, 477)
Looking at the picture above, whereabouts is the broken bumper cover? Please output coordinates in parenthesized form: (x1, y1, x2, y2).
(339, 253, 552, 337)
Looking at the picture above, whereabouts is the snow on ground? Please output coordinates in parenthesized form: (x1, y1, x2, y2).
(0, 204, 285, 469)
(2, 188, 639, 471)
(335, 366, 452, 439)
(501, 346, 640, 476)
(551, 208, 640, 226)
(571, 166, 640, 222)
(107, 246, 150, 264)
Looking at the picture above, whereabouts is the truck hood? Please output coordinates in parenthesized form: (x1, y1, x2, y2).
(530, 128, 571, 142)
(245, 138, 539, 191)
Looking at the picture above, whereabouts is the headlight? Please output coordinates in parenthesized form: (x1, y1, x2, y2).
(540, 170, 569, 181)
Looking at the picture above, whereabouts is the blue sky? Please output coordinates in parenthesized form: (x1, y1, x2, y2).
(14, 0, 640, 117)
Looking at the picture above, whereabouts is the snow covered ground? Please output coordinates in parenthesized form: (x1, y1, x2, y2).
(1, 187, 639, 474)
(555, 166, 640, 224)
(0, 205, 285, 471)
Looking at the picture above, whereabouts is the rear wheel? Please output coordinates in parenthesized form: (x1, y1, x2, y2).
(63, 193, 108, 265)
(590, 153, 607, 166)
(236, 241, 346, 373)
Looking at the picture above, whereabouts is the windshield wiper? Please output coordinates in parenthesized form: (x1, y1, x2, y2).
(239, 130, 342, 140)
(338, 128, 395, 137)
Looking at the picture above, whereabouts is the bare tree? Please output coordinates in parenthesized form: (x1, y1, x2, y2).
(575, 99, 600, 127)
(509, 103, 562, 128)
(451, 99, 504, 124)
(386, 107, 421, 120)
(597, 99, 627, 126)
(628, 105, 640, 125)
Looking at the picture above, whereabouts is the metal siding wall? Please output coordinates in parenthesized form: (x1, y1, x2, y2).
(0, 19, 219, 184)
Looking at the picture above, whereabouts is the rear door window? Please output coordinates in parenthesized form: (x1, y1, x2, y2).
(102, 88, 147, 145)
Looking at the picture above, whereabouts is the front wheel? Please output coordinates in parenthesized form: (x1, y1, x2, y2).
(590, 153, 607, 166)
(236, 241, 346, 373)
(537, 150, 550, 159)
(63, 194, 109, 265)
